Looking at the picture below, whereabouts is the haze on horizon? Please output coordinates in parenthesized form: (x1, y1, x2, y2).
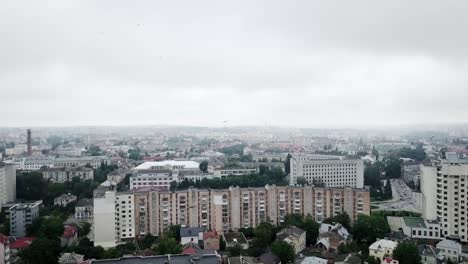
(1, 0, 468, 128)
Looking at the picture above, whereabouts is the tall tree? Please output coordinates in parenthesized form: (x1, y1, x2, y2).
(254, 222, 275, 249)
(284, 154, 292, 175)
(199, 160, 208, 173)
(393, 242, 421, 264)
(271, 241, 295, 264)
(19, 238, 61, 264)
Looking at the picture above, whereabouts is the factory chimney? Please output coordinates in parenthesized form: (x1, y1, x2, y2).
(27, 129, 32, 156)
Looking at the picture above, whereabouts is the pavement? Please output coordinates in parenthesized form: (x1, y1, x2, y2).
(371, 178, 421, 213)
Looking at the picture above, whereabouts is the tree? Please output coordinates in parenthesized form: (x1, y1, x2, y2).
(102, 247, 123, 259)
(38, 216, 65, 239)
(155, 233, 182, 254)
(19, 238, 61, 264)
(296, 177, 307, 186)
(254, 222, 275, 249)
(301, 215, 320, 246)
(229, 244, 242, 257)
(271, 241, 295, 264)
(220, 235, 226, 251)
(383, 155, 402, 178)
(284, 154, 292, 175)
(324, 212, 351, 229)
(352, 215, 390, 245)
(199, 160, 208, 173)
(393, 242, 421, 264)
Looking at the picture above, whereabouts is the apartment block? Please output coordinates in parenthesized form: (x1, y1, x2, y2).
(290, 155, 364, 188)
(436, 153, 468, 242)
(94, 185, 370, 243)
(42, 167, 94, 183)
(10, 201, 42, 238)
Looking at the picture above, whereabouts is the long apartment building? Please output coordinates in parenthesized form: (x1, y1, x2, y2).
(41, 166, 94, 183)
(93, 185, 369, 247)
(421, 152, 468, 243)
(9, 155, 111, 171)
(290, 154, 364, 188)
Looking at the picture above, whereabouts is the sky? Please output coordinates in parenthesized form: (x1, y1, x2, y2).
(1, 0, 468, 128)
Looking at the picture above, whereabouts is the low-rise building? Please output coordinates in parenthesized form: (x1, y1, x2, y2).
(54, 193, 77, 207)
(203, 231, 220, 251)
(54, 156, 111, 169)
(58, 252, 85, 264)
(368, 239, 398, 262)
(418, 244, 441, 264)
(10, 201, 42, 238)
(381, 258, 399, 264)
(316, 223, 349, 253)
(300, 256, 328, 264)
(436, 239, 461, 263)
(276, 226, 306, 254)
(386, 217, 441, 241)
(88, 254, 220, 264)
(42, 167, 94, 183)
(75, 199, 93, 220)
(60, 225, 78, 247)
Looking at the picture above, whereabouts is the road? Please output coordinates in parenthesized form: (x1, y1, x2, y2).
(371, 178, 421, 213)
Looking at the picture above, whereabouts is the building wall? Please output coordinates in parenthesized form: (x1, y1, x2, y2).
(10, 202, 41, 238)
(0, 163, 16, 208)
(420, 164, 437, 221)
(93, 191, 117, 248)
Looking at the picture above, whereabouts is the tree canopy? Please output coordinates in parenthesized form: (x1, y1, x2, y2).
(271, 241, 295, 264)
(393, 242, 421, 264)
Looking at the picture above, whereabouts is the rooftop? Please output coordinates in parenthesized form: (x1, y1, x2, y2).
(10, 200, 42, 211)
(403, 217, 427, 228)
(180, 227, 205, 238)
(90, 254, 219, 264)
(223, 232, 248, 244)
(135, 160, 200, 170)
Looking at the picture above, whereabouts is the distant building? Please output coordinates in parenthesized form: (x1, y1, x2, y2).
(134, 161, 200, 171)
(10, 201, 42, 238)
(42, 167, 94, 183)
(289, 154, 364, 188)
(300, 256, 328, 264)
(54, 156, 110, 169)
(54, 193, 77, 207)
(276, 226, 306, 254)
(213, 168, 258, 179)
(0, 162, 16, 209)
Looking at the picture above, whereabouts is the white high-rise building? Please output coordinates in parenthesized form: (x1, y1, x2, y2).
(93, 189, 135, 248)
(0, 162, 16, 209)
(290, 155, 364, 188)
(436, 152, 468, 242)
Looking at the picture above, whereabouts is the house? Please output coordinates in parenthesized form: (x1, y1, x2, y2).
(436, 239, 462, 263)
(54, 193, 77, 207)
(180, 227, 204, 245)
(418, 244, 441, 264)
(276, 226, 306, 254)
(0, 233, 10, 264)
(203, 231, 220, 251)
(316, 223, 349, 253)
(228, 256, 262, 264)
(75, 199, 93, 220)
(300, 256, 328, 264)
(58, 252, 85, 264)
(61, 225, 78, 247)
(368, 239, 398, 262)
(222, 232, 249, 250)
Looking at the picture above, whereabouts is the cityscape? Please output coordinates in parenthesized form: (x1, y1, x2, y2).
(2, 1, 468, 264)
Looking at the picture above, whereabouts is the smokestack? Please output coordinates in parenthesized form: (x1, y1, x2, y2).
(27, 129, 32, 156)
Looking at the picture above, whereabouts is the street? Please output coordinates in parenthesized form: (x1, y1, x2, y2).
(371, 178, 421, 213)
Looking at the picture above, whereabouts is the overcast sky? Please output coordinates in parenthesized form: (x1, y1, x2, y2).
(1, 0, 468, 128)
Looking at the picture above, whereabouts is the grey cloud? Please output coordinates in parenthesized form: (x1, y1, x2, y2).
(1, 0, 468, 127)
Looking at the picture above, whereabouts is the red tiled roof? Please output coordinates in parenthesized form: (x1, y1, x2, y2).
(203, 231, 219, 240)
(182, 247, 198, 254)
(63, 225, 78, 239)
(10, 237, 35, 249)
